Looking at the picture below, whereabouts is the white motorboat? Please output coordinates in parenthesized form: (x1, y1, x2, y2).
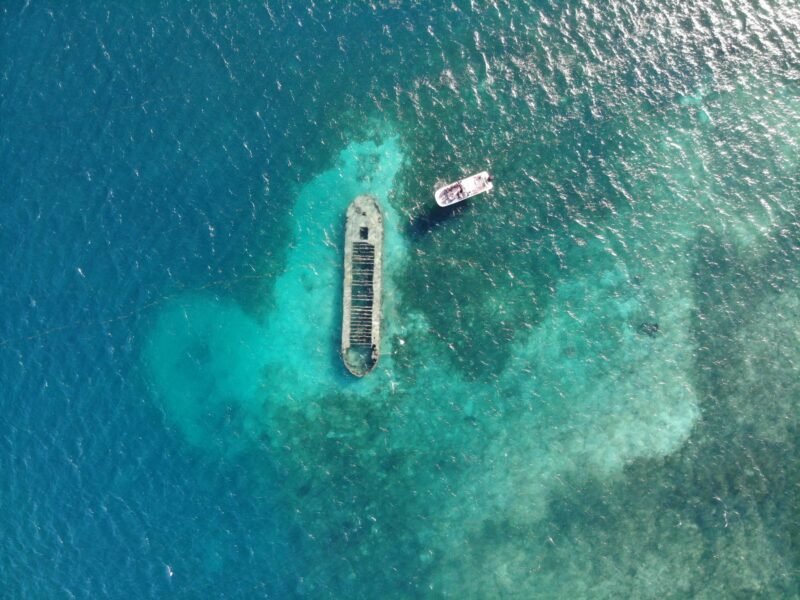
(434, 171, 494, 207)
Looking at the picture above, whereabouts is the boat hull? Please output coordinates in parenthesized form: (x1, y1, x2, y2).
(434, 171, 494, 207)
(341, 195, 383, 377)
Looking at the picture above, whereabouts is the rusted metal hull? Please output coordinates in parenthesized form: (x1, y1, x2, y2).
(341, 195, 383, 377)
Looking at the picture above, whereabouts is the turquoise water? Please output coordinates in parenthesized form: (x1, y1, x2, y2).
(2, 1, 798, 598)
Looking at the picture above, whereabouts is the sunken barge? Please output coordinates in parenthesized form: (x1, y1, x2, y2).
(341, 195, 383, 377)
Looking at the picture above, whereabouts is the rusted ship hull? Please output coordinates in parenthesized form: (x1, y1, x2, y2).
(341, 195, 383, 376)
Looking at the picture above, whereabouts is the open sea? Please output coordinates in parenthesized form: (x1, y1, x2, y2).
(2, 1, 799, 598)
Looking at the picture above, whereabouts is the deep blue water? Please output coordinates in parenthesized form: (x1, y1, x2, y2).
(2, 1, 799, 598)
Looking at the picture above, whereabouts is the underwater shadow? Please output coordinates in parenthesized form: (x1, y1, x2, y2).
(406, 202, 472, 240)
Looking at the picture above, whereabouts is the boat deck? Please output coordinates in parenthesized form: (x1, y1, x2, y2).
(341, 195, 383, 376)
(435, 171, 493, 207)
